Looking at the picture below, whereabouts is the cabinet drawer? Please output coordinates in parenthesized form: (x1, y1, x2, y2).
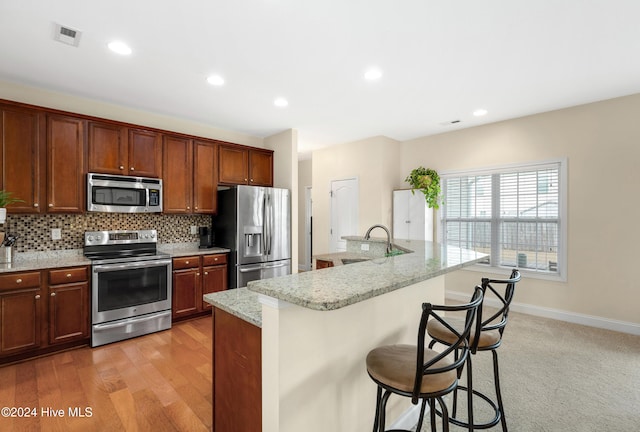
(202, 254, 227, 266)
(0, 271, 42, 291)
(173, 256, 200, 270)
(48, 267, 89, 285)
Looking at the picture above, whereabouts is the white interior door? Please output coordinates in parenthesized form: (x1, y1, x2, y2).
(330, 178, 358, 252)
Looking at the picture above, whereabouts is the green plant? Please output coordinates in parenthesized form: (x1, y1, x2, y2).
(0, 190, 24, 207)
(404, 167, 441, 209)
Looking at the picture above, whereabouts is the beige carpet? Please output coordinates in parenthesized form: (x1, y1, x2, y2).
(415, 309, 640, 431)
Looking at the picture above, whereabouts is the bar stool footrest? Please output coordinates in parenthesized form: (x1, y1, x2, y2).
(436, 385, 502, 430)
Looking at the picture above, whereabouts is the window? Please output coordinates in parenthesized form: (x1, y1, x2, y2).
(442, 160, 566, 279)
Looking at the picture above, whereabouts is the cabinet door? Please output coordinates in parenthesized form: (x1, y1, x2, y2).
(128, 128, 162, 178)
(0, 106, 45, 213)
(218, 145, 249, 185)
(48, 282, 89, 345)
(88, 121, 127, 175)
(248, 150, 273, 186)
(0, 288, 42, 355)
(201, 265, 227, 310)
(172, 268, 200, 319)
(47, 115, 85, 213)
(163, 135, 193, 213)
(193, 140, 217, 213)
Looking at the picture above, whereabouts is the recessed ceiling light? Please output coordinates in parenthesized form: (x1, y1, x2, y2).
(364, 68, 383, 81)
(473, 109, 488, 117)
(207, 75, 225, 86)
(108, 41, 132, 56)
(274, 97, 288, 108)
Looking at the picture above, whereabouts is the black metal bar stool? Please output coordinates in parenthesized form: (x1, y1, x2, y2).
(427, 269, 521, 431)
(365, 286, 484, 432)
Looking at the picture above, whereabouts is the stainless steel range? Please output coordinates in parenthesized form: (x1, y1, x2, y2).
(84, 229, 172, 347)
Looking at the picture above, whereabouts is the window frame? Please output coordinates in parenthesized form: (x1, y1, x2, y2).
(439, 158, 568, 282)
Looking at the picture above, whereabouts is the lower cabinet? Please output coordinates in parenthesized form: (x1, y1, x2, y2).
(48, 267, 90, 345)
(172, 253, 228, 320)
(212, 307, 261, 431)
(0, 266, 89, 363)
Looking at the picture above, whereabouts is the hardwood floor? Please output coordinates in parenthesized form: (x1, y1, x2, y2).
(0, 316, 213, 432)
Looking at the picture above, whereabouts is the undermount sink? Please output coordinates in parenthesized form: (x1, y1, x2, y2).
(340, 258, 370, 265)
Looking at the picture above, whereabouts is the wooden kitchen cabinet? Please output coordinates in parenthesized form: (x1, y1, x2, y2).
(47, 115, 85, 213)
(172, 256, 201, 320)
(315, 259, 334, 270)
(212, 307, 261, 432)
(172, 254, 228, 320)
(163, 137, 218, 214)
(0, 271, 43, 356)
(218, 145, 273, 186)
(47, 266, 89, 345)
(88, 121, 162, 178)
(0, 104, 45, 213)
(201, 254, 228, 310)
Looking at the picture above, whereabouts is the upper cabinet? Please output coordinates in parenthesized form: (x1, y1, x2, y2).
(47, 115, 85, 213)
(0, 105, 45, 213)
(218, 145, 273, 186)
(88, 121, 162, 178)
(163, 136, 218, 214)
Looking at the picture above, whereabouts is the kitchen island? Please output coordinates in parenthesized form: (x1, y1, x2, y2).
(204, 241, 486, 432)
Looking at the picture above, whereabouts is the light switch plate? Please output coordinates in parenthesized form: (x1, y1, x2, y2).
(51, 228, 62, 240)
(361, 243, 370, 251)
(190, 225, 198, 235)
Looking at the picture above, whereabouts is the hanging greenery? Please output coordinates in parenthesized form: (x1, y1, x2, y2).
(404, 167, 441, 209)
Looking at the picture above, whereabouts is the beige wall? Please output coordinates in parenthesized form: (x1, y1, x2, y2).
(401, 93, 640, 326)
(310, 94, 640, 327)
(311, 136, 401, 253)
(297, 159, 312, 270)
(0, 79, 263, 147)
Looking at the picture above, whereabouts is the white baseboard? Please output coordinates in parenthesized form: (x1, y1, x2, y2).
(447, 290, 640, 336)
(389, 404, 422, 430)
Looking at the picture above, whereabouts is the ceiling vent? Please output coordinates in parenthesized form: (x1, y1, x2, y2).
(53, 23, 82, 47)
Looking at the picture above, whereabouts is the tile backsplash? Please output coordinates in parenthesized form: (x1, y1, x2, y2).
(3, 213, 212, 253)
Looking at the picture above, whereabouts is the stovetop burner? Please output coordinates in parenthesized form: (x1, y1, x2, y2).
(83, 229, 167, 263)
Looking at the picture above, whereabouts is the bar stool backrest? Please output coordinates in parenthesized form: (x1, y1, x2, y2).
(412, 285, 484, 404)
(479, 269, 521, 349)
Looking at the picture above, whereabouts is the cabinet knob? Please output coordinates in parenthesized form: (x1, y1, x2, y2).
(130, 167, 135, 171)
(186, 206, 190, 210)
(51, 292, 56, 297)
(196, 273, 200, 276)
(15, 278, 22, 284)
(185, 261, 189, 264)
(66, 273, 72, 278)
(48, 203, 54, 207)
(34, 203, 39, 208)
(244, 178, 248, 182)
(119, 165, 124, 170)
(250, 178, 254, 182)
(204, 272, 208, 275)
(35, 294, 40, 300)
(194, 206, 198, 210)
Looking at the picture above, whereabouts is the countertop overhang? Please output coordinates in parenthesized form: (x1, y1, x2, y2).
(247, 240, 487, 311)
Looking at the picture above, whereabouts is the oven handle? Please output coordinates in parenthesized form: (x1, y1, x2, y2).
(93, 258, 172, 273)
(93, 310, 171, 331)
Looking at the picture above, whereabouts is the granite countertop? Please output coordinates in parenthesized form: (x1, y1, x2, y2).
(248, 240, 487, 311)
(0, 242, 231, 274)
(203, 288, 262, 328)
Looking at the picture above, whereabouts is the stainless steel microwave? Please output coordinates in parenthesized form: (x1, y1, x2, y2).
(87, 173, 162, 213)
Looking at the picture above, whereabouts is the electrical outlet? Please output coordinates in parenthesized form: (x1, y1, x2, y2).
(190, 225, 198, 235)
(51, 228, 62, 241)
(361, 243, 370, 251)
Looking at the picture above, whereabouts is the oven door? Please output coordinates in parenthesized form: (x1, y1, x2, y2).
(92, 258, 172, 324)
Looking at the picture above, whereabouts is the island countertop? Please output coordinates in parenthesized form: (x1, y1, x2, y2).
(247, 241, 487, 311)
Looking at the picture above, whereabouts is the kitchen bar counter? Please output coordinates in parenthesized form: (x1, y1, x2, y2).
(204, 287, 262, 327)
(248, 241, 486, 311)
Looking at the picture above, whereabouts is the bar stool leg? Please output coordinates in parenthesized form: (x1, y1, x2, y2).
(492, 350, 508, 432)
(466, 355, 475, 432)
(372, 386, 382, 432)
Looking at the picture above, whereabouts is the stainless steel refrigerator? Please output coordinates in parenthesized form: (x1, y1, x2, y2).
(214, 185, 291, 288)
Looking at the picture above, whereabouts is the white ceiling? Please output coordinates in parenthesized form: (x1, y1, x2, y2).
(2, 0, 640, 158)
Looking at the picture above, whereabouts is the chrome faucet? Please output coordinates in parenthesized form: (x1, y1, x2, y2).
(364, 224, 393, 255)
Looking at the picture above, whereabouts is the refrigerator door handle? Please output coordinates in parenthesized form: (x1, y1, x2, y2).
(267, 192, 273, 255)
(262, 193, 267, 255)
